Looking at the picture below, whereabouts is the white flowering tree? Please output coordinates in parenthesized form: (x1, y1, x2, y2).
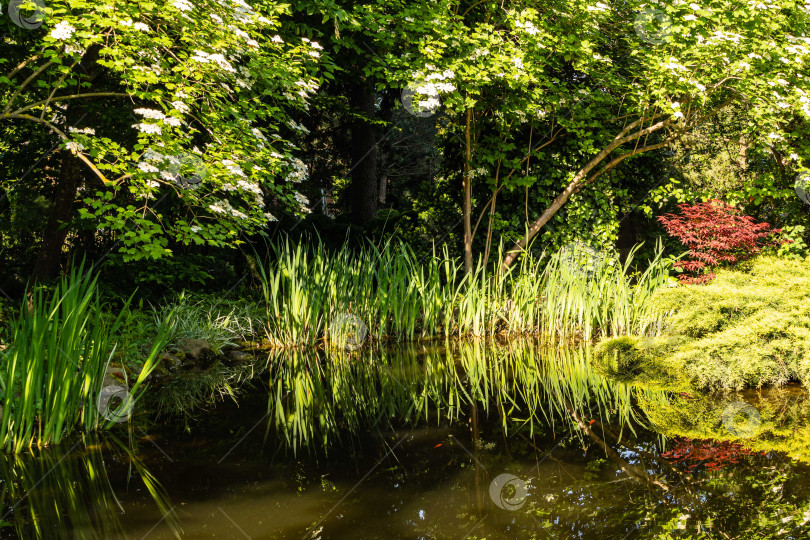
(0, 0, 330, 279)
(347, 0, 810, 271)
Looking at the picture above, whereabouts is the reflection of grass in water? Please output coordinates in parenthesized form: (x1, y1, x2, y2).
(266, 341, 670, 454)
(151, 355, 271, 419)
(637, 386, 810, 463)
(0, 433, 180, 539)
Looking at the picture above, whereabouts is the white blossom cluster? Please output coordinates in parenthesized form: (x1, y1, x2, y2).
(515, 19, 539, 36)
(288, 119, 310, 134)
(232, 0, 256, 24)
(118, 19, 150, 32)
(235, 66, 255, 90)
(251, 127, 267, 145)
(749, 0, 780, 9)
(65, 141, 84, 154)
(132, 108, 183, 130)
(409, 67, 456, 111)
(221, 159, 246, 177)
(50, 21, 75, 41)
(173, 0, 194, 12)
(137, 148, 183, 182)
(69, 126, 96, 135)
(294, 191, 311, 213)
(283, 78, 320, 109)
(132, 123, 162, 135)
(138, 162, 160, 173)
(171, 100, 190, 114)
(208, 198, 248, 219)
(134, 108, 166, 120)
(191, 50, 236, 73)
(286, 157, 307, 183)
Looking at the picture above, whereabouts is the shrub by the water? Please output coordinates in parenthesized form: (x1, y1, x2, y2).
(597, 256, 810, 391)
(657, 200, 784, 284)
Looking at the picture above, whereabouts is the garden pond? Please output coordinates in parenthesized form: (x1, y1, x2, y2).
(2, 340, 810, 539)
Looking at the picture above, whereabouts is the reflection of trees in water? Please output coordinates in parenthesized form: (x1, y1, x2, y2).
(573, 385, 810, 537)
(0, 434, 179, 539)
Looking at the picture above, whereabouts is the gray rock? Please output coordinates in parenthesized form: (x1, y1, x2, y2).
(160, 353, 184, 372)
(178, 338, 212, 361)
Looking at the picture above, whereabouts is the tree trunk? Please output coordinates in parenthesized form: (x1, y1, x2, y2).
(349, 81, 378, 225)
(31, 149, 82, 281)
(462, 108, 473, 273)
(31, 44, 103, 282)
(500, 115, 674, 272)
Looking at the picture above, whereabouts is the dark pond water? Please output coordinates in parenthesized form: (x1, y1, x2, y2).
(2, 341, 810, 539)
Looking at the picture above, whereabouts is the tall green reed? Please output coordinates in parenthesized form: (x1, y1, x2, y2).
(254, 237, 671, 348)
(0, 264, 170, 452)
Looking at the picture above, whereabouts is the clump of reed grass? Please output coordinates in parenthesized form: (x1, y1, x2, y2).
(253, 237, 671, 348)
(0, 264, 170, 452)
(155, 291, 264, 354)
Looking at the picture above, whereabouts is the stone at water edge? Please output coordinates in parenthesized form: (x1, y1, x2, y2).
(159, 352, 184, 372)
(178, 338, 213, 361)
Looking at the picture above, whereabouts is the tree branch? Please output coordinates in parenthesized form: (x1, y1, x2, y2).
(11, 92, 132, 116)
(0, 113, 112, 185)
(3, 54, 42, 81)
(3, 60, 56, 114)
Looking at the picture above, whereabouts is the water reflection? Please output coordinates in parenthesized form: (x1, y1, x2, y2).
(266, 340, 671, 454)
(3, 340, 810, 538)
(0, 433, 179, 539)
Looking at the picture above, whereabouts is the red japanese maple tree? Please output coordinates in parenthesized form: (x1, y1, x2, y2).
(657, 200, 785, 284)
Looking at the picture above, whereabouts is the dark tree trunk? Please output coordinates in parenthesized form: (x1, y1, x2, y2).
(31, 44, 102, 282)
(31, 149, 82, 281)
(616, 213, 639, 264)
(349, 81, 378, 225)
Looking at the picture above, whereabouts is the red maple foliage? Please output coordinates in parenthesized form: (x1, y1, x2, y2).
(660, 438, 766, 472)
(657, 200, 785, 284)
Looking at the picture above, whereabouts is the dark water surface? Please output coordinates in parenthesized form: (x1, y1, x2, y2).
(2, 342, 810, 539)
